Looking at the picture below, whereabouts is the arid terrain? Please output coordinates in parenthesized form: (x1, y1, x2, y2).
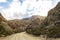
(0, 32, 60, 40)
(0, 32, 45, 40)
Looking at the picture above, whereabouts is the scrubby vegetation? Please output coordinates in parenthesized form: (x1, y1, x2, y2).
(26, 15, 45, 36)
(0, 23, 14, 37)
(8, 20, 27, 33)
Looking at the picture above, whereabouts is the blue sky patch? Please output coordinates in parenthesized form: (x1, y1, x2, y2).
(19, 0, 25, 5)
(7, 0, 12, 3)
(0, 0, 12, 9)
(0, 2, 9, 8)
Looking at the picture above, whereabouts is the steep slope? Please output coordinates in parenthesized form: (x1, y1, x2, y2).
(41, 2, 60, 38)
(45, 2, 60, 38)
(47, 2, 60, 25)
(48, 2, 60, 16)
(0, 13, 14, 37)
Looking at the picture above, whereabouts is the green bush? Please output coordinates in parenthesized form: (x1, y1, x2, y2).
(46, 24, 60, 38)
(26, 26, 41, 36)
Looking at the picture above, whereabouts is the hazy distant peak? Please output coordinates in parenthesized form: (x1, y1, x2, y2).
(31, 15, 45, 20)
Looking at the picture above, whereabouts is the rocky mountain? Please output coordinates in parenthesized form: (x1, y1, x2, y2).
(45, 2, 60, 38)
(26, 2, 60, 38)
(8, 15, 45, 33)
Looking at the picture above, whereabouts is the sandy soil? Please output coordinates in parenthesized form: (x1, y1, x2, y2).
(0, 32, 60, 40)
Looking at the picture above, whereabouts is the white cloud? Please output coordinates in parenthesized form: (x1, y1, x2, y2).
(33, 0, 52, 16)
(1, 0, 35, 20)
(22, 0, 52, 16)
(0, 0, 7, 2)
(0, 6, 4, 9)
(1, 0, 60, 20)
(1, 0, 25, 19)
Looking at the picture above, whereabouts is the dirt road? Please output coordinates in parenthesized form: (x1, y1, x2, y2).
(0, 32, 60, 40)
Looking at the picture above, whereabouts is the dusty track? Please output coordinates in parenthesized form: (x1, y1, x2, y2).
(0, 32, 60, 40)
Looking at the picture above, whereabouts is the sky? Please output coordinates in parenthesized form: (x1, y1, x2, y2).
(0, 0, 60, 20)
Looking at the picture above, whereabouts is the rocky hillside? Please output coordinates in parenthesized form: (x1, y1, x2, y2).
(45, 2, 60, 38)
(0, 13, 14, 37)
(8, 19, 27, 33)
(8, 15, 45, 33)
